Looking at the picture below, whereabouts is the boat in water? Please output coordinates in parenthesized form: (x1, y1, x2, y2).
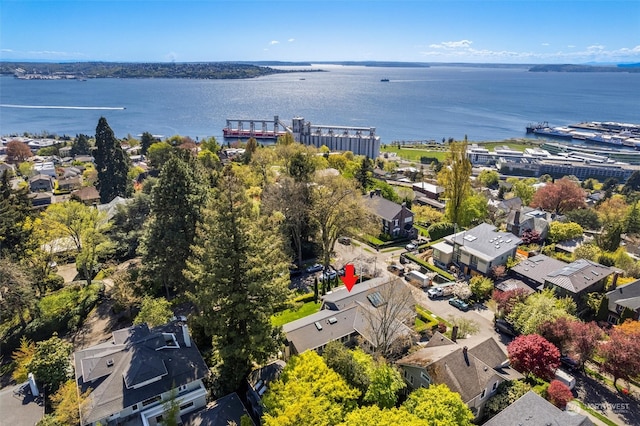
(380, 78, 390, 82)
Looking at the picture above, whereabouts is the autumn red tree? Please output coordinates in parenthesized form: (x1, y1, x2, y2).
(492, 288, 529, 317)
(507, 334, 560, 381)
(546, 380, 574, 409)
(599, 320, 640, 387)
(6, 140, 33, 164)
(567, 320, 603, 369)
(530, 177, 586, 215)
(539, 317, 575, 355)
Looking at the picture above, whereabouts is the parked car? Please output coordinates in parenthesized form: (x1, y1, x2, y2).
(338, 236, 351, 245)
(494, 318, 519, 337)
(387, 264, 404, 276)
(405, 243, 418, 251)
(448, 297, 470, 311)
(555, 369, 576, 390)
(323, 269, 338, 280)
(305, 263, 323, 273)
(427, 283, 455, 299)
(289, 266, 303, 278)
(560, 355, 579, 371)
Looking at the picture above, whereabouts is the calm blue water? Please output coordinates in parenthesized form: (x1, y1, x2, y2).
(1, 65, 639, 143)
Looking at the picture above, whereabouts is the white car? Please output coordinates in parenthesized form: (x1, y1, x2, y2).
(405, 243, 417, 251)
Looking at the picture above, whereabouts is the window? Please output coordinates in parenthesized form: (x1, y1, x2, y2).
(481, 389, 486, 399)
(142, 396, 161, 407)
(180, 401, 194, 411)
(492, 382, 498, 391)
(420, 372, 431, 384)
(409, 376, 413, 384)
(132, 404, 138, 412)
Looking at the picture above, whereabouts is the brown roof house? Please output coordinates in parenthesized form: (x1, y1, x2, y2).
(363, 190, 416, 239)
(72, 186, 101, 206)
(74, 319, 209, 426)
(397, 332, 521, 420)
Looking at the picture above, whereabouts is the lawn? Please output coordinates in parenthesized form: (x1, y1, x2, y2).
(271, 301, 321, 327)
(381, 139, 541, 162)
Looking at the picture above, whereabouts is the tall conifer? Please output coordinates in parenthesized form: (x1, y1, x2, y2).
(94, 117, 132, 203)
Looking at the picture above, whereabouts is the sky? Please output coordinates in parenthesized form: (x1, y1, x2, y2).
(1, 0, 639, 64)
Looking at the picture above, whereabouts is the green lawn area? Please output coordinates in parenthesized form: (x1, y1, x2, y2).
(271, 301, 321, 327)
(381, 139, 541, 162)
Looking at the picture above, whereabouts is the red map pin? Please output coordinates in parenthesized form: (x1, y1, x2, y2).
(340, 264, 358, 292)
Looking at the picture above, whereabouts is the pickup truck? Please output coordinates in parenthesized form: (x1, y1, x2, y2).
(427, 282, 455, 299)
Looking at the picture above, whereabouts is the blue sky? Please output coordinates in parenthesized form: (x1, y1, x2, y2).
(1, 0, 639, 63)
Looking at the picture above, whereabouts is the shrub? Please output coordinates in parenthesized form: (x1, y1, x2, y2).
(427, 222, 455, 241)
(546, 380, 574, 409)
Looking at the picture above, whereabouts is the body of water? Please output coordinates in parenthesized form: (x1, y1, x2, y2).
(1, 65, 639, 143)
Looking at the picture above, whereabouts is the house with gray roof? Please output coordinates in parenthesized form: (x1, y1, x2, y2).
(506, 207, 551, 241)
(29, 174, 55, 192)
(363, 191, 416, 239)
(604, 279, 640, 324)
(484, 390, 593, 426)
(432, 223, 522, 276)
(282, 277, 415, 358)
(397, 332, 521, 420)
(74, 320, 209, 426)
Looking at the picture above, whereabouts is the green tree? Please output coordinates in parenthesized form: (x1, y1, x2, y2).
(477, 169, 500, 188)
(108, 192, 152, 261)
(508, 288, 576, 335)
(11, 337, 36, 383)
(140, 131, 155, 155)
(200, 136, 220, 153)
(508, 177, 538, 205)
(0, 170, 33, 257)
(134, 296, 173, 328)
(484, 380, 531, 419)
(70, 133, 91, 157)
(26, 333, 73, 393)
(622, 170, 640, 195)
(339, 405, 427, 426)
(310, 174, 373, 272)
(322, 342, 369, 394)
(0, 258, 36, 327)
(565, 208, 601, 230)
(354, 156, 374, 190)
(42, 201, 112, 285)
(458, 192, 488, 227)
(402, 384, 474, 426)
(140, 156, 204, 296)
(363, 361, 406, 409)
(469, 275, 494, 300)
(48, 379, 89, 426)
(187, 167, 290, 393)
(262, 351, 360, 426)
(287, 149, 316, 182)
(548, 221, 584, 243)
(147, 141, 174, 169)
(438, 140, 472, 226)
(94, 117, 132, 203)
(626, 201, 640, 235)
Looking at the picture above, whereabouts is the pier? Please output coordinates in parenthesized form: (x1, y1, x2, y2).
(222, 116, 291, 139)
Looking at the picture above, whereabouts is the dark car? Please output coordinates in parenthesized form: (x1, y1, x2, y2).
(289, 266, 303, 278)
(387, 264, 405, 276)
(448, 297, 470, 312)
(338, 236, 351, 245)
(560, 355, 579, 371)
(494, 318, 519, 337)
(305, 263, 323, 273)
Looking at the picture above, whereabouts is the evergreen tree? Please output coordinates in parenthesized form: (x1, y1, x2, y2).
(0, 170, 33, 258)
(70, 133, 91, 157)
(140, 156, 204, 296)
(140, 131, 155, 155)
(354, 156, 374, 190)
(186, 167, 290, 393)
(94, 117, 132, 203)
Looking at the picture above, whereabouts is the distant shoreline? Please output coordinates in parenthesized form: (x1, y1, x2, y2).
(1, 61, 638, 80)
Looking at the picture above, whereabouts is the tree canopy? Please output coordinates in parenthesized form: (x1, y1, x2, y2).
(507, 334, 560, 381)
(438, 140, 472, 225)
(94, 117, 132, 203)
(530, 177, 585, 215)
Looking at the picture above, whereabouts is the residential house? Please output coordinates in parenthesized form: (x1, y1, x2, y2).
(432, 223, 522, 276)
(244, 360, 286, 423)
(506, 207, 551, 241)
(282, 277, 415, 358)
(484, 390, 593, 426)
(97, 196, 133, 221)
(397, 332, 521, 420)
(72, 186, 101, 205)
(58, 175, 83, 192)
(33, 161, 57, 177)
(30, 192, 53, 209)
(74, 320, 209, 426)
(412, 182, 444, 200)
(182, 393, 254, 426)
(511, 254, 615, 312)
(0, 162, 16, 176)
(604, 279, 640, 324)
(29, 174, 55, 192)
(363, 191, 416, 239)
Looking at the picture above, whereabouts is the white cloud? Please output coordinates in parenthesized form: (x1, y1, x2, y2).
(541, 43, 550, 46)
(1, 48, 14, 52)
(288, 38, 295, 43)
(429, 40, 473, 49)
(269, 40, 280, 45)
(567, 45, 576, 48)
(587, 44, 605, 51)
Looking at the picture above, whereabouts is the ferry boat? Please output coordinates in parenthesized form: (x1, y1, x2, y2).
(380, 78, 390, 82)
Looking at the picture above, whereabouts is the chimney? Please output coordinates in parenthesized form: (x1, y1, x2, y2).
(512, 210, 521, 236)
(451, 325, 459, 343)
(611, 272, 619, 289)
(369, 191, 374, 198)
(375, 189, 381, 197)
(462, 346, 470, 366)
(182, 324, 191, 348)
